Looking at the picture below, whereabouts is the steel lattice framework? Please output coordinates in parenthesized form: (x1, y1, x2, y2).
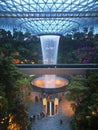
(0, 0, 98, 35)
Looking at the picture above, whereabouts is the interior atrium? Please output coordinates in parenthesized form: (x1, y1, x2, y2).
(0, 0, 98, 130)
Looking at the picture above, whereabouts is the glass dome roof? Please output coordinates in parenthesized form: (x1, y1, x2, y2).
(0, 0, 98, 35)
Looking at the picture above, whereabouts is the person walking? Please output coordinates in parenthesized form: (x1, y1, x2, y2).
(60, 119, 63, 125)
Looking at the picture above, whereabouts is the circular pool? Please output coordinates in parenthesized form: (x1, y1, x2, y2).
(31, 75, 69, 89)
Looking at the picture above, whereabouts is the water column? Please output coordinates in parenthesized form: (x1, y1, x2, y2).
(40, 35, 60, 116)
(40, 35, 60, 64)
(40, 35, 60, 89)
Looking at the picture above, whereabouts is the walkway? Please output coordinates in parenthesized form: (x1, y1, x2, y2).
(29, 92, 74, 130)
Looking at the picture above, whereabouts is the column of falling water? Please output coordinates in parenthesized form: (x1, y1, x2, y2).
(40, 35, 60, 88)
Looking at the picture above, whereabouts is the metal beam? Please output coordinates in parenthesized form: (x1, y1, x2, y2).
(0, 11, 98, 18)
(17, 64, 98, 69)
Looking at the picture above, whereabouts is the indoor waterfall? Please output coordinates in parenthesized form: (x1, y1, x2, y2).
(40, 35, 60, 89)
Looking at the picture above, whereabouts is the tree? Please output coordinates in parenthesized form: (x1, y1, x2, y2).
(66, 75, 88, 105)
(0, 56, 29, 130)
(66, 72, 98, 130)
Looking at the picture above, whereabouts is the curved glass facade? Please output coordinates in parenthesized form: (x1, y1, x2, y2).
(0, 0, 98, 35)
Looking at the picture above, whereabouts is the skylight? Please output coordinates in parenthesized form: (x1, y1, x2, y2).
(0, 0, 98, 35)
